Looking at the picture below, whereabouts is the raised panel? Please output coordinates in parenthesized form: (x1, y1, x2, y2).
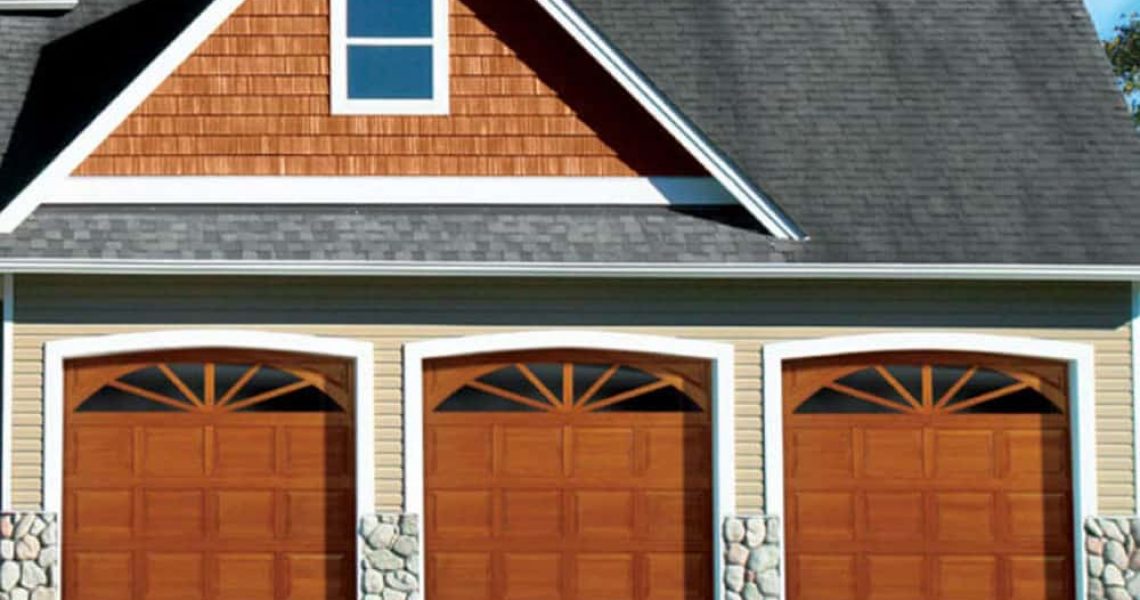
(934, 493, 995, 543)
(70, 551, 132, 600)
(501, 490, 561, 537)
(283, 553, 349, 600)
(1006, 493, 1070, 544)
(71, 426, 134, 476)
(571, 427, 634, 478)
(936, 556, 998, 600)
(283, 490, 353, 541)
(503, 553, 561, 600)
(1009, 555, 1068, 600)
(794, 492, 855, 542)
(864, 492, 924, 541)
(576, 554, 634, 599)
(72, 489, 133, 538)
(283, 426, 349, 476)
(574, 491, 635, 540)
(431, 553, 492, 600)
(143, 552, 204, 600)
(794, 555, 856, 600)
(431, 490, 493, 537)
(142, 427, 205, 476)
(500, 427, 563, 478)
(645, 552, 711, 600)
(789, 429, 853, 479)
(142, 490, 204, 536)
(429, 426, 493, 478)
(933, 430, 995, 478)
(1007, 430, 1068, 477)
(213, 427, 275, 475)
(215, 490, 276, 539)
(214, 553, 275, 600)
(863, 429, 924, 478)
(643, 427, 711, 485)
(866, 555, 924, 599)
(643, 491, 711, 543)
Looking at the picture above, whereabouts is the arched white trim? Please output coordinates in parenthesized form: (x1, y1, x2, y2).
(761, 332, 1097, 600)
(403, 330, 736, 600)
(42, 329, 375, 599)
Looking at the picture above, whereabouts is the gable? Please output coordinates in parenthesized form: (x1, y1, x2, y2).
(72, 0, 706, 177)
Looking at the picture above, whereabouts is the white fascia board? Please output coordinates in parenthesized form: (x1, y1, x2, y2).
(0, 0, 77, 9)
(0, 260, 1137, 281)
(531, 0, 805, 241)
(50, 176, 736, 205)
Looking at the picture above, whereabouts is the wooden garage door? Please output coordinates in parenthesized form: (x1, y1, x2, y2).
(63, 349, 355, 600)
(424, 350, 713, 600)
(783, 351, 1073, 600)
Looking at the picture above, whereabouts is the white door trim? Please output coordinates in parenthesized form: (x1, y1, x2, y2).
(403, 330, 736, 600)
(761, 332, 1097, 600)
(43, 329, 375, 599)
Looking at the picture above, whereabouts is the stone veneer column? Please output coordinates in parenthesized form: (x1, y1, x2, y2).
(0, 513, 57, 600)
(359, 514, 419, 600)
(1086, 516, 1140, 599)
(723, 515, 781, 600)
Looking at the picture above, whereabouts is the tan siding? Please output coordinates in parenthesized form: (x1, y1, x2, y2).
(9, 276, 1133, 514)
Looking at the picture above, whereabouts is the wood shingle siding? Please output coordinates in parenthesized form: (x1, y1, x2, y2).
(72, 0, 704, 177)
(9, 277, 1133, 515)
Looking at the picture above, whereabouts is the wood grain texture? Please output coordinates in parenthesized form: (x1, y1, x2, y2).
(74, 0, 705, 176)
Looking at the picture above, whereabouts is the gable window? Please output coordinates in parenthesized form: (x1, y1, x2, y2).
(330, 0, 449, 115)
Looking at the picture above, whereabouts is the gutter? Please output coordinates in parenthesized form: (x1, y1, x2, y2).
(0, 259, 1137, 281)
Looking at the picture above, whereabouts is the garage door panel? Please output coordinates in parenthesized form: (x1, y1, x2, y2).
(213, 427, 276, 475)
(789, 429, 853, 479)
(573, 490, 636, 541)
(866, 554, 925, 599)
(933, 430, 996, 478)
(430, 553, 492, 600)
(864, 492, 924, 541)
(643, 427, 711, 485)
(1009, 555, 1069, 600)
(213, 553, 275, 600)
(1006, 492, 1071, 544)
(645, 552, 712, 600)
(431, 490, 494, 537)
(283, 553, 350, 600)
(142, 427, 205, 477)
(501, 490, 562, 537)
(500, 427, 564, 478)
(72, 426, 135, 476)
(142, 489, 205, 537)
(428, 426, 493, 479)
(69, 551, 133, 600)
(72, 489, 134, 538)
(575, 554, 634, 599)
(642, 491, 711, 543)
(214, 490, 277, 539)
(503, 553, 562, 600)
(935, 556, 998, 600)
(1006, 430, 1069, 478)
(934, 493, 996, 543)
(144, 552, 205, 600)
(282, 426, 349, 477)
(794, 492, 855, 542)
(571, 427, 634, 479)
(792, 555, 856, 600)
(862, 428, 924, 478)
(283, 490, 353, 542)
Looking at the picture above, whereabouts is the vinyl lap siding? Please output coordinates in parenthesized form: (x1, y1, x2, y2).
(9, 277, 1133, 515)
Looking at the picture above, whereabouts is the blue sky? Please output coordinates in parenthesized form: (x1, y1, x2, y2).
(1086, 0, 1140, 38)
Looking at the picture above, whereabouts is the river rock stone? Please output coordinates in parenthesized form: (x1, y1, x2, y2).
(366, 549, 404, 571)
(758, 570, 780, 595)
(765, 520, 780, 544)
(1107, 586, 1132, 600)
(37, 525, 54, 548)
(35, 547, 54, 570)
(747, 546, 779, 573)
(401, 515, 418, 536)
(11, 519, 32, 542)
(26, 520, 43, 539)
(382, 590, 407, 600)
(1105, 564, 1126, 587)
(367, 524, 398, 549)
(724, 520, 745, 544)
(1104, 520, 1127, 543)
(13, 538, 37, 562)
(1089, 578, 1106, 600)
(745, 518, 766, 546)
(0, 543, 11, 562)
(19, 562, 44, 589)
(725, 592, 741, 600)
(0, 518, 10, 539)
(363, 596, 382, 600)
(0, 563, 17, 592)
(8, 589, 25, 600)
(392, 536, 417, 558)
(359, 515, 380, 538)
(726, 544, 748, 565)
(1126, 574, 1140, 598)
(385, 571, 417, 592)
(741, 582, 762, 600)
(1107, 541, 1129, 570)
(29, 589, 49, 600)
(724, 566, 745, 592)
(1090, 536, 1107, 556)
(362, 570, 384, 594)
(1090, 554, 1105, 577)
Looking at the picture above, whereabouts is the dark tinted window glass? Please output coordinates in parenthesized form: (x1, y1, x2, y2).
(524, 363, 563, 401)
(594, 386, 701, 412)
(214, 363, 254, 400)
(117, 366, 192, 405)
(945, 368, 1019, 405)
(236, 386, 342, 412)
(229, 366, 302, 403)
(348, 0, 432, 37)
(477, 366, 548, 403)
(834, 368, 909, 407)
(586, 366, 657, 404)
(884, 365, 922, 402)
(77, 386, 181, 412)
(953, 388, 1060, 414)
(166, 363, 204, 401)
(931, 365, 971, 403)
(795, 387, 901, 414)
(572, 363, 610, 400)
(348, 45, 433, 99)
(436, 386, 541, 412)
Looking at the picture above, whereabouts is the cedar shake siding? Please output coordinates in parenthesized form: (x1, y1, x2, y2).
(72, 0, 706, 176)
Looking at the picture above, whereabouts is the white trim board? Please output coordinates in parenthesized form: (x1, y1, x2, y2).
(41, 330, 375, 599)
(403, 330, 736, 600)
(0, 0, 77, 9)
(761, 332, 1098, 600)
(0, 275, 12, 511)
(50, 176, 735, 205)
(0, 0, 803, 240)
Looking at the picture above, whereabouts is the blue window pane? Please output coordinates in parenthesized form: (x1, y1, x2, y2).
(348, 45, 434, 99)
(348, 0, 432, 37)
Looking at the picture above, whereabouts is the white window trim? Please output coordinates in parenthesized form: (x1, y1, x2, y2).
(761, 332, 1097, 600)
(0, 0, 77, 9)
(42, 330, 375, 600)
(329, 0, 450, 115)
(1, 275, 12, 512)
(403, 330, 736, 600)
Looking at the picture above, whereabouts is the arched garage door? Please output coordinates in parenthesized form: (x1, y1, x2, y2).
(423, 349, 713, 600)
(783, 351, 1073, 600)
(63, 349, 356, 600)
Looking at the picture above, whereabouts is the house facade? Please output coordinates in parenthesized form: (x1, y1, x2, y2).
(0, 0, 1138, 599)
